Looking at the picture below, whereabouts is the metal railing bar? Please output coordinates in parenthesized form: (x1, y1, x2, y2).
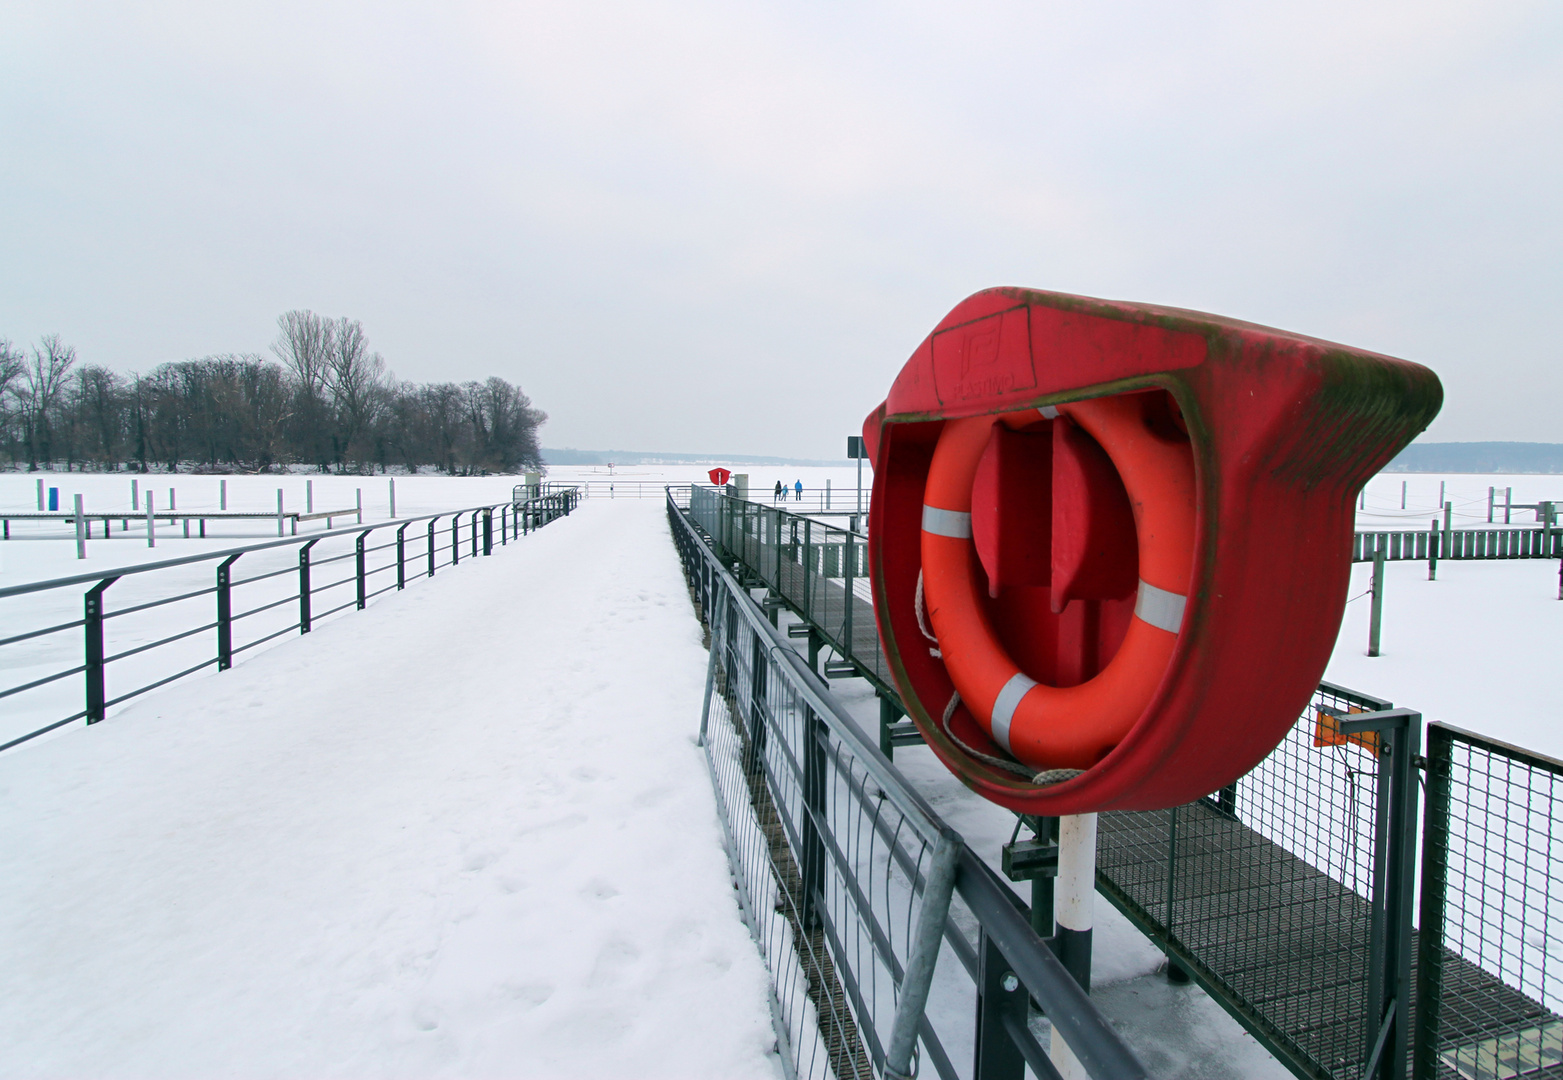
(1429, 720, 1563, 775)
(104, 657, 219, 708)
(0, 664, 88, 701)
(231, 624, 303, 655)
(310, 574, 356, 594)
(365, 562, 396, 577)
(365, 581, 397, 601)
(228, 564, 296, 588)
(310, 550, 357, 567)
(0, 617, 87, 648)
(0, 710, 89, 752)
(1000, 1008, 1065, 1080)
(311, 598, 357, 621)
(230, 594, 298, 622)
(102, 584, 218, 620)
(102, 620, 220, 664)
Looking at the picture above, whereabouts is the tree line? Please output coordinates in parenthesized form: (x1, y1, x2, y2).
(0, 312, 546, 475)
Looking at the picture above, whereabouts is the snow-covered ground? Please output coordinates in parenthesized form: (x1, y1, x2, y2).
(3, 466, 1560, 1077)
(0, 500, 781, 1079)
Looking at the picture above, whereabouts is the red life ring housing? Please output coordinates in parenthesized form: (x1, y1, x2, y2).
(921, 396, 1196, 770)
(863, 287, 1442, 814)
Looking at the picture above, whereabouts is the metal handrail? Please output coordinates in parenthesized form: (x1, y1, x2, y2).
(0, 488, 581, 754)
(667, 485, 1146, 1080)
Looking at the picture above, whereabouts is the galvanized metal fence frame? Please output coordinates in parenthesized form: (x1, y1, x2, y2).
(0, 487, 579, 753)
(669, 489, 1147, 1080)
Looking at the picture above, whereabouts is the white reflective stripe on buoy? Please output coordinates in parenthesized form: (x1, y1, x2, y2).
(1038, 405, 1060, 419)
(1135, 580, 1187, 634)
(921, 505, 972, 539)
(989, 672, 1037, 754)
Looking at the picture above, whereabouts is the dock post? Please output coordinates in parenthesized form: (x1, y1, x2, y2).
(1369, 540, 1386, 656)
(307, 479, 313, 514)
(220, 478, 227, 510)
(145, 492, 156, 548)
(276, 489, 285, 537)
(389, 478, 396, 518)
(37, 478, 44, 510)
(74, 494, 86, 559)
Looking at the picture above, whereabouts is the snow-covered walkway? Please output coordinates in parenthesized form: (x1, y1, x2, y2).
(1, 501, 780, 1079)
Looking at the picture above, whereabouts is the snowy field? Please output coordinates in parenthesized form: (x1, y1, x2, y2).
(0, 499, 781, 1078)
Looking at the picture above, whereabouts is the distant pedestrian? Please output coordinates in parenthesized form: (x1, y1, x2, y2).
(794, 479, 803, 501)
(774, 480, 784, 503)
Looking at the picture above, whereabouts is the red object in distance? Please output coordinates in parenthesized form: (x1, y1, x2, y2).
(862, 287, 1441, 815)
(708, 468, 732, 486)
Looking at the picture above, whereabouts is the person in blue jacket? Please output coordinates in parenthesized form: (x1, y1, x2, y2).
(794, 479, 803, 501)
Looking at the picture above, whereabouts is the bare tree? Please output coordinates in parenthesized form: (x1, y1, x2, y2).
(0, 339, 24, 464)
(271, 311, 332, 396)
(324, 317, 386, 470)
(22, 334, 77, 469)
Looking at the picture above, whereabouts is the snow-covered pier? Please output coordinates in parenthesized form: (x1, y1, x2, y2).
(0, 501, 781, 1077)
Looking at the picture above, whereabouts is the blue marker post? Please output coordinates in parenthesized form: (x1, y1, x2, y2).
(48, 487, 59, 511)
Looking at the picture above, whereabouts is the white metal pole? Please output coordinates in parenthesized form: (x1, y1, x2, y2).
(220, 478, 227, 511)
(131, 478, 138, 514)
(826, 478, 831, 510)
(1051, 812, 1097, 1080)
(356, 488, 362, 524)
(307, 479, 313, 514)
(145, 492, 156, 548)
(169, 487, 175, 511)
(36, 478, 44, 510)
(389, 478, 396, 518)
(74, 494, 86, 559)
(276, 489, 284, 537)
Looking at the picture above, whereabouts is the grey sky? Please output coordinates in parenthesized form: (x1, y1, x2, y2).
(3, 1, 1559, 458)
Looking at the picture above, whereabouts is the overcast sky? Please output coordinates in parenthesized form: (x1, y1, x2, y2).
(2, 2, 1559, 458)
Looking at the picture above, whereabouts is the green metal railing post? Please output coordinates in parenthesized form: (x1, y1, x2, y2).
(972, 929, 1026, 1080)
(427, 517, 438, 576)
(299, 538, 321, 633)
(1413, 724, 1454, 1079)
(843, 528, 856, 658)
(356, 529, 371, 609)
(216, 554, 241, 670)
(1369, 540, 1386, 656)
(451, 514, 460, 565)
(396, 523, 408, 589)
(1428, 519, 1439, 580)
(482, 508, 492, 556)
(84, 577, 118, 723)
(1336, 707, 1421, 1080)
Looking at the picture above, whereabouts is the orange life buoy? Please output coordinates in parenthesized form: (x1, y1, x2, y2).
(920, 396, 1197, 770)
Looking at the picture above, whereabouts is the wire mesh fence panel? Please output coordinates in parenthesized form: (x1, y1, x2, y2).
(1096, 683, 1397, 1080)
(701, 578, 968, 1079)
(1418, 725, 1563, 1080)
